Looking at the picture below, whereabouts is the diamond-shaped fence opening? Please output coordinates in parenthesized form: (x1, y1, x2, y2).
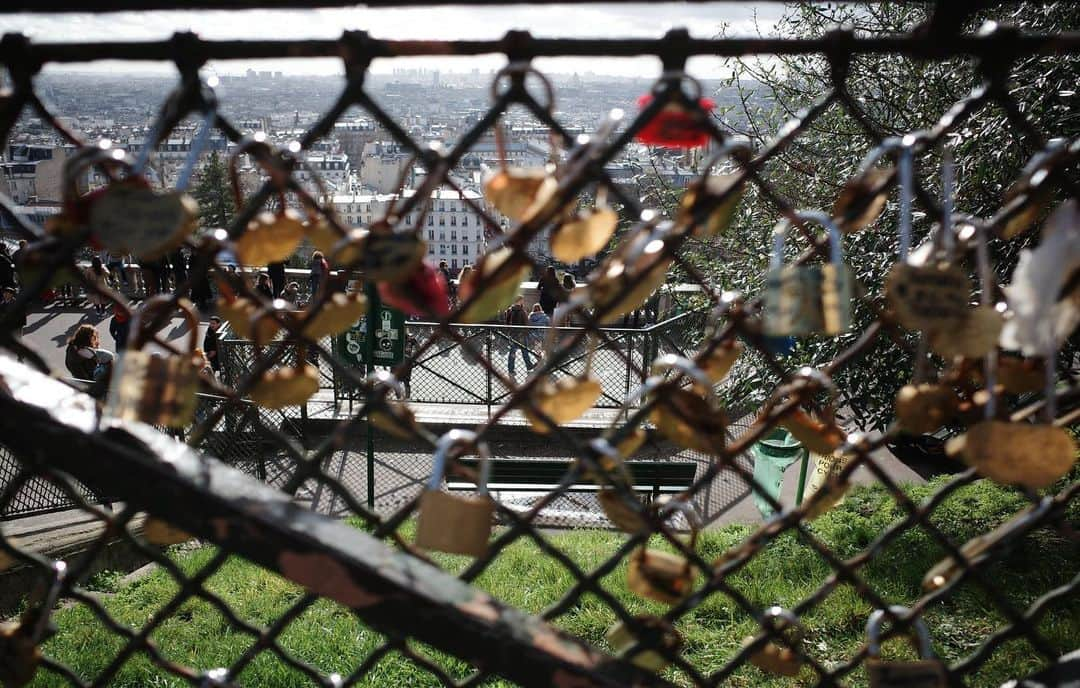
(0, 3, 1078, 687)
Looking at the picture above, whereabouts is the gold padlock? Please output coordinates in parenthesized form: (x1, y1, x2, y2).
(364, 370, 420, 440)
(677, 139, 751, 238)
(106, 296, 201, 428)
(588, 438, 647, 534)
(895, 383, 958, 435)
(606, 615, 684, 672)
(763, 211, 851, 336)
(865, 606, 946, 687)
(643, 354, 726, 454)
(526, 329, 603, 433)
(234, 209, 306, 266)
(250, 362, 319, 409)
(142, 516, 193, 546)
(415, 429, 495, 558)
(946, 420, 1076, 489)
(550, 204, 617, 264)
(588, 217, 674, 323)
(742, 606, 805, 677)
(627, 501, 701, 605)
(457, 246, 532, 323)
(778, 368, 846, 455)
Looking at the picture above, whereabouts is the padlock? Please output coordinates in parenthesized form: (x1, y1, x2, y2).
(363, 371, 419, 440)
(886, 150, 972, 334)
(742, 606, 805, 676)
(865, 606, 946, 687)
(526, 328, 603, 433)
(589, 217, 674, 323)
(550, 204, 617, 264)
(606, 615, 684, 672)
(415, 429, 495, 557)
(250, 362, 319, 410)
(627, 500, 701, 604)
(588, 439, 647, 534)
(234, 209, 306, 266)
(923, 497, 1051, 592)
(698, 339, 742, 384)
(763, 211, 851, 336)
(142, 516, 193, 546)
(298, 291, 368, 339)
(91, 86, 216, 260)
(635, 74, 715, 149)
(778, 368, 845, 455)
(642, 354, 726, 455)
(106, 296, 201, 428)
(457, 246, 531, 323)
(48, 145, 127, 239)
(928, 222, 1003, 360)
(894, 383, 958, 435)
(676, 138, 751, 238)
(834, 137, 910, 234)
(0, 621, 40, 687)
(379, 259, 451, 318)
(802, 447, 855, 520)
(331, 225, 427, 284)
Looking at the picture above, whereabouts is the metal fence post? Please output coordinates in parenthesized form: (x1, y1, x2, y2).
(486, 328, 493, 419)
(365, 281, 378, 509)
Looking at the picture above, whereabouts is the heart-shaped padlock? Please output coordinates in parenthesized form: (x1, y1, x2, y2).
(298, 291, 368, 339)
(588, 218, 674, 323)
(550, 205, 617, 263)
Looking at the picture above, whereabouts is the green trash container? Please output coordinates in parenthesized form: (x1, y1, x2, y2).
(751, 427, 807, 520)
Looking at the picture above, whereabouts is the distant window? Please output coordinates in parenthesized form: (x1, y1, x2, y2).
(427, 215, 433, 226)
(462, 216, 468, 227)
(450, 231, 456, 240)
(428, 230, 434, 240)
(450, 216, 457, 226)
(451, 245, 457, 255)
(439, 217, 445, 226)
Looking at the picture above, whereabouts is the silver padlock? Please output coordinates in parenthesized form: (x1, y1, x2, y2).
(865, 606, 946, 688)
(764, 210, 851, 336)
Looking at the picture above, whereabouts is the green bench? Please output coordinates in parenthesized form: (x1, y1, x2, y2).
(452, 458, 697, 499)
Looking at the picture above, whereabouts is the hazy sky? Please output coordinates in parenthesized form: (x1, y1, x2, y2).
(0, 3, 785, 77)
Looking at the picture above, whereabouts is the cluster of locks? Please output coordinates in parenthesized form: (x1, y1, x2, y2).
(9, 61, 1077, 685)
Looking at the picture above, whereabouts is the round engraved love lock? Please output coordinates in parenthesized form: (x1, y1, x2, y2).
(415, 429, 495, 558)
(927, 224, 1004, 360)
(606, 615, 684, 672)
(676, 138, 751, 238)
(456, 245, 532, 323)
(588, 216, 674, 323)
(250, 361, 319, 409)
(865, 606, 946, 688)
(627, 500, 701, 605)
(298, 291, 368, 339)
(640, 354, 726, 455)
(105, 296, 202, 429)
(763, 211, 852, 337)
(378, 259, 451, 318)
(778, 368, 846, 455)
(742, 607, 805, 677)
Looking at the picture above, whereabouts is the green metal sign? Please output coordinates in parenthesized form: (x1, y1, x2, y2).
(338, 303, 405, 367)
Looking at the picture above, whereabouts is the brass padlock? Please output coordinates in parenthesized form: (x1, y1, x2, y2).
(106, 297, 201, 428)
(643, 354, 726, 454)
(677, 139, 751, 238)
(778, 368, 846, 455)
(526, 329, 602, 433)
(364, 370, 420, 440)
(895, 383, 958, 435)
(234, 209, 306, 266)
(588, 438, 647, 534)
(743, 606, 805, 676)
(415, 429, 495, 557)
(865, 606, 946, 687)
(588, 217, 674, 323)
(606, 615, 684, 672)
(834, 137, 911, 235)
(457, 246, 532, 323)
(250, 362, 319, 409)
(763, 211, 851, 336)
(946, 419, 1076, 489)
(550, 205, 617, 264)
(0, 621, 40, 687)
(298, 291, 368, 339)
(627, 501, 701, 605)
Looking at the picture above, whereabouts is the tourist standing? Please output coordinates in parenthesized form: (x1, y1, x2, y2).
(308, 251, 328, 301)
(203, 315, 223, 374)
(108, 303, 130, 351)
(85, 256, 112, 316)
(505, 296, 536, 376)
(538, 266, 563, 317)
(268, 261, 286, 300)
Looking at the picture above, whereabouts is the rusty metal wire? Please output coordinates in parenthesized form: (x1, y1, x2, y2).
(0, 5, 1078, 688)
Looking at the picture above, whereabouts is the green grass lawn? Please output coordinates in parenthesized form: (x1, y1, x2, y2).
(35, 474, 1079, 687)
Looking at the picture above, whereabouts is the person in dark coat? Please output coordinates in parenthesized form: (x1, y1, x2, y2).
(537, 266, 564, 317)
(268, 261, 286, 300)
(108, 303, 130, 351)
(255, 272, 274, 301)
(203, 315, 222, 374)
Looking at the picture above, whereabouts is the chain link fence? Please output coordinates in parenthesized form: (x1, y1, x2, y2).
(0, 3, 1078, 687)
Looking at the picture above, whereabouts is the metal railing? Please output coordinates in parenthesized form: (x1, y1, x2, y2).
(0, 3, 1077, 687)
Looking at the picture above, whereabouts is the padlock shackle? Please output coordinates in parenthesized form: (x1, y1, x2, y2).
(646, 353, 719, 410)
(31, 560, 67, 644)
(759, 606, 805, 644)
(364, 369, 407, 401)
(588, 437, 634, 487)
(770, 210, 844, 270)
(865, 605, 935, 660)
(858, 137, 917, 262)
(701, 136, 753, 174)
(63, 144, 133, 206)
(429, 429, 492, 496)
(657, 499, 702, 537)
(490, 62, 557, 172)
(129, 295, 200, 355)
(175, 100, 218, 193)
